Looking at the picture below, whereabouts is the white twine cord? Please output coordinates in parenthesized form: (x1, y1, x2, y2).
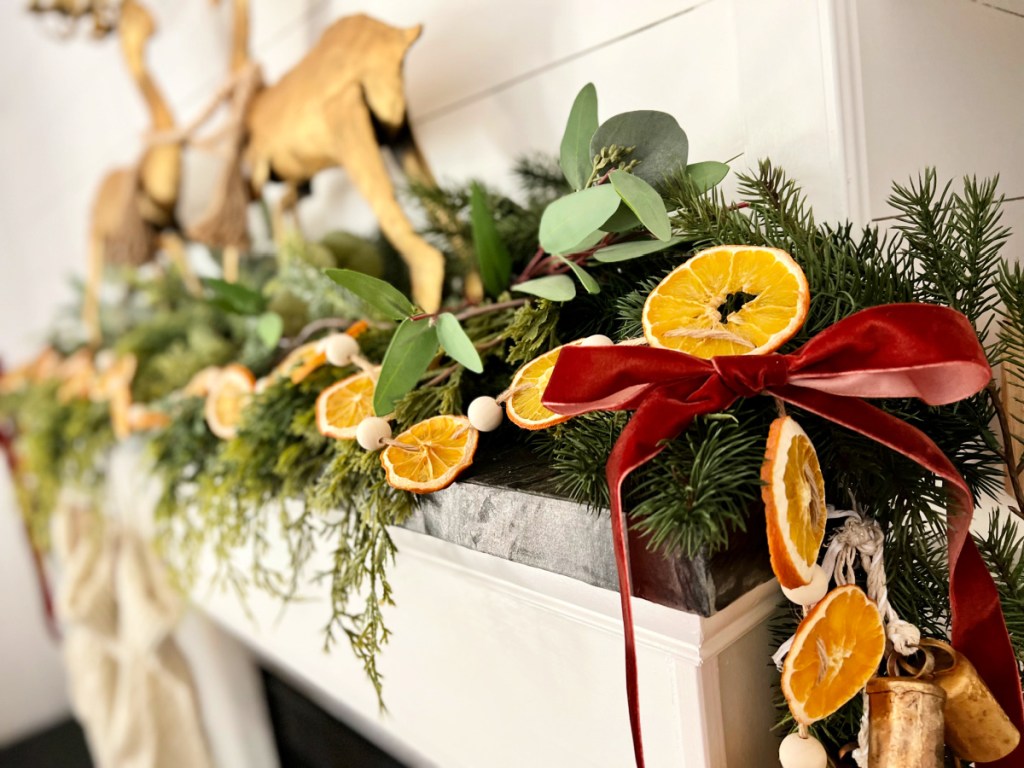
(819, 507, 921, 655)
(772, 505, 922, 768)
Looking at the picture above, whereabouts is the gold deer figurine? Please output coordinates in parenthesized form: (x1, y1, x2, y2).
(82, 0, 184, 344)
(190, 12, 447, 311)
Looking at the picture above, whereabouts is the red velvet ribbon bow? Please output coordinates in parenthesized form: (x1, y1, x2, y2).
(542, 304, 1024, 768)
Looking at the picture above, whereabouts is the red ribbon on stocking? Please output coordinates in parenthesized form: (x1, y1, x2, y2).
(542, 303, 1024, 768)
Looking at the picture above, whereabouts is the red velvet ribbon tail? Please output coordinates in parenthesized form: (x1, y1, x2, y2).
(607, 458, 644, 768)
(601, 392, 725, 767)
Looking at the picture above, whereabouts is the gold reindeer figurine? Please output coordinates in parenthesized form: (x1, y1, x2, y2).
(82, 0, 184, 344)
(190, 12, 447, 311)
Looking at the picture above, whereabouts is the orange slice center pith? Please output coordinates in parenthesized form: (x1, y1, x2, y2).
(381, 415, 477, 493)
(782, 585, 885, 725)
(643, 245, 809, 359)
(317, 372, 376, 440)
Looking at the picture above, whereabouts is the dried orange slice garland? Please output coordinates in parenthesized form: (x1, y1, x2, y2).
(781, 584, 886, 725)
(762, 415, 827, 589)
(204, 363, 256, 440)
(380, 415, 478, 493)
(316, 371, 376, 440)
(642, 245, 810, 358)
(505, 342, 580, 430)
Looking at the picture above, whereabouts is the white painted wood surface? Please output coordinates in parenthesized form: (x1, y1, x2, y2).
(187, 504, 782, 768)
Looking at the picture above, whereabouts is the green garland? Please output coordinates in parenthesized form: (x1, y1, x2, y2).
(4, 86, 1024, 761)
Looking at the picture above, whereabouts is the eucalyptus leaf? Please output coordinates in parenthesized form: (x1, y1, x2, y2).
(436, 313, 483, 373)
(469, 183, 511, 298)
(203, 278, 266, 316)
(610, 171, 672, 241)
(538, 185, 620, 255)
(556, 256, 600, 295)
(560, 229, 605, 255)
(600, 203, 642, 233)
(256, 312, 284, 348)
(373, 318, 439, 416)
(512, 274, 577, 302)
(559, 83, 599, 190)
(686, 161, 730, 192)
(593, 236, 686, 263)
(325, 268, 416, 321)
(589, 110, 688, 188)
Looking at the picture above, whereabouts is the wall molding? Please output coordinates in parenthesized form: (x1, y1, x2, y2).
(820, 0, 871, 225)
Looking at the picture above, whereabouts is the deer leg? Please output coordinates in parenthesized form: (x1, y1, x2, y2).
(394, 123, 482, 304)
(157, 233, 201, 295)
(270, 183, 302, 246)
(325, 87, 444, 312)
(83, 234, 105, 347)
(222, 245, 240, 283)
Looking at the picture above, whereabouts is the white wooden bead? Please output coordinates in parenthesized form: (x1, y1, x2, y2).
(581, 334, 614, 347)
(323, 333, 360, 367)
(95, 349, 116, 372)
(781, 565, 830, 607)
(356, 417, 392, 451)
(467, 396, 503, 432)
(778, 732, 827, 768)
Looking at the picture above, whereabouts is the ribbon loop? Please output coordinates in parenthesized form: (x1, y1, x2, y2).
(712, 353, 790, 398)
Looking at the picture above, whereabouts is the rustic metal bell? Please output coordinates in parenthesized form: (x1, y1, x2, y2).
(866, 676, 946, 767)
(918, 638, 1021, 762)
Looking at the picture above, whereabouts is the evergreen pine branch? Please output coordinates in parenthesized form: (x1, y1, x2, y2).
(513, 154, 571, 204)
(889, 171, 1008, 349)
(630, 409, 767, 555)
(975, 513, 1024, 662)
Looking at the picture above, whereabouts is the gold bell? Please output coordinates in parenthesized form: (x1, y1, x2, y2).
(866, 675, 946, 767)
(917, 638, 1020, 762)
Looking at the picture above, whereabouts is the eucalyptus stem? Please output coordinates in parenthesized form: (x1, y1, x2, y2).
(452, 298, 527, 321)
(286, 318, 353, 349)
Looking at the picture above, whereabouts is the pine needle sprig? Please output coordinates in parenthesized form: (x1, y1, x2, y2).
(889, 171, 1008, 351)
(630, 409, 767, 556)
(975, 514, 1024, 662)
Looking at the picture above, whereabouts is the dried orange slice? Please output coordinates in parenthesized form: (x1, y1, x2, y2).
(91, 354, 137, 402)
(642, 245, 810, 358)
(505, 341, 583, 430)
(182, 366, 221, 398)
(782, 584, 885, 725)
(316, 371, 376, 440)
(271, 341, 328, 385)
(204, 363, 255, 439)
(0, 347, 62, 393)
(762, 416, 827, 589)
(127, 403, 170, 433)
(381, 415, 478, 493)
(110, 388, 133, 440)
(345, 319, 370, 339)
(56, 350, 96, 404)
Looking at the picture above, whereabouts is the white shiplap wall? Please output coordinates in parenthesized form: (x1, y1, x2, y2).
(0, 0, 1021, 754)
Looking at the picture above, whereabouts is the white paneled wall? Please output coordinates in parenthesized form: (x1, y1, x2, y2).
(854, 0, 1024, 254)
(1, 0, 1022, 756)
